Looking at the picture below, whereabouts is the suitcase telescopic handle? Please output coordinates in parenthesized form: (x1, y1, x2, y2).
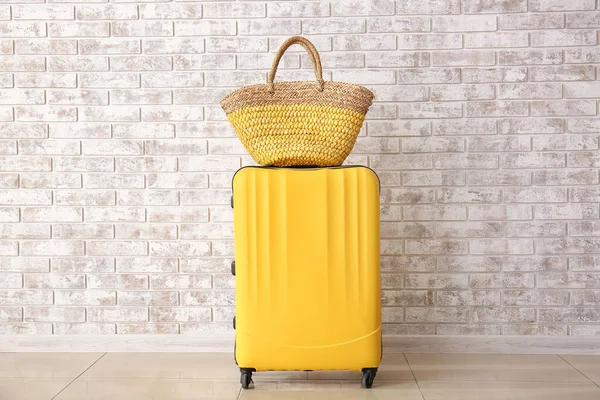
(268, 36, 324, 93)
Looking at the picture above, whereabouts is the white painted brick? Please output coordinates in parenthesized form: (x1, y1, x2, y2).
(111, 56, 172, 72)
(117, 190, 177, 206)
(471, 307, 535, 323)
(530, 0, 595, 11)
(432, 84, 495, 100)
(54, 157, 114, 173)
(88, 274, 148, 290)
(334, 34, 396, 51)
(438, 188, 501, 203)
(399, 33, 461, 49)
(84, 207, 145, 222)
(463, 67, 527, 83)
(151, 307, 210, 322)
(24, 306, 85, 322)
(405, 239, 468, 254)
(24, 274, 84, 289)
(533, 169, 599, 185)
(535, 204, 599, 220)
(21, 240, 84, 256)
(306, 18, 366, 34)
(140, 4, 201, 19)
(54, 190, 115, 206)
(532, 30, 597, 47)
(20, 173, 82, 189)
(431, 50, 495, 66)
(531, 65, 596, 81)
(0, 307, 23, 322)
(49, 22, 109, 38)
(54, 323, 115, 335)
(381, 188, 435, 204)
(112, 22, 173, 37)
(148, 173, 208, 189)
(88, 241, 147, 256)
(499, 13, 564, 30)
(504, 187, 567, 203)
(566, 12, 600, 28)
(397, 0, 460, 14)
(499, 83, 562, 100)
(150, 241, 210, 257)
(462, 0, 527, 13)
(88, 307, 148, 322)
(0, 22, 46, 38)
(55, 290, 116, 306)
(437, 291, 500, 306)
(499, 49, 563, 65)
(117, 323, 176, 334)
(467, 170, 531, 186)
(433, 15, 496, 31)
(15, 39, 77, 55)
(406, 307, 468, 323)
(118, 291, 178, 306)
(468, 205, 533, 221)
(77, 5, 138, 20)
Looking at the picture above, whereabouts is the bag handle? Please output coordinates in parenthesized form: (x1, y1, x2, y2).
(268, 36, 324, 93)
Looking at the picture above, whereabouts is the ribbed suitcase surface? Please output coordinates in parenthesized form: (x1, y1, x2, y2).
(232, 166, 381, 372)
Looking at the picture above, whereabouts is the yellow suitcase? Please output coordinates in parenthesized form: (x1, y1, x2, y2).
(232, 166, 382, 389)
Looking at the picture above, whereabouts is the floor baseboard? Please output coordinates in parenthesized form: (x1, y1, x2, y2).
(2, 335, 599, 354)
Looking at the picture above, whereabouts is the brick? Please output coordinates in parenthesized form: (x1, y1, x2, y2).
(431, 50, 495, 66)
(0, 323, 51, 334)
(25, 274, 84, 289)
(502, 153, 564, 169)
(48, 89, 108, 106)
(406, 307, 469, 323)
(118, 323, 177, 334)
(79, 73, 139, 89)
(117, 190, 177, 206)
(471, 273, 535, 289)
(367, 52, 429, 68)
(371, 154, 432, 170)
(368, 17, 430, 32)
(143, 39, 204, 55)
(502, 324, 567, 335)
(398, 103, 462, 118)
(22, 207, 81, 222)
(15, 73, 76, 88)
(466, 32, 528, 48)
(0, 307, 23, 322)
(51, 257, 114, 273)
(381, 290, 433, 306)
(402, 171, 465, 186)
(306, 18, 366, 34)
(531, 66, 595, 81)
(499, 49, 563, 65)
(0, 274, 22, 289)
(432, 84, 495, 100)
(462, 67, 527, 83)
(53, 224, 113, 239)
(405, 239, 468, 255)
(0, 57, 41, 73)
(204, 2, 264, 18)
(570, 188, 600, 203)
(55, 290, 116, 306)
(77, 5, 138, 20)
(499, 83, 562, 100)
(504, 187, 567, 203)
(399, 33, 461, 49)
(565, 82, 600, 98)
(111, 56, 172, 71)
(406, 273, 468, 289)
(15, 39, 77, 55)
(537, 238, 600, 254)
(467, 170, 531, 186)
(88, 274, 148, 290)
(568, 119, 600, 133)
(532, 30, 596, 47)
(539, 308, 600, 323)
(118, 291, 178, 306)
(151, 307, 210, 322)
(499, 118, 563, 134)
(20, 173, 82, 189)
(54, 190, 115, 206)
(207, 37, 267, 53)
(381, 222, 433, 238)
(499, 13, 564, 29)
(569, 221, 600, 237)
(142, 107, 203, 123)
(49, 22, 109, 38)
(16, 106, 77, 122)
(79, 39, 140, 55)
(437, 290, 501, 306)
(140, 4, 201, 19)
(469, 136, 531, 152)
(48, 56, 108, 72)
(434, 119, 496, 136)
(24, 306, 85, 322)
(112, 22, 173, 37)
(88, 307, 148, 322)
(85, 206, 145, 222)
(437, 221, 503, 237)
(433, 15, 495, 31)
(114, 124, 175, 138)
(466, 101, 529, 117)
(471, 307, 535, 323)
(54, 323, 115, 335)
(334, 34, 396, 51)
(572, 326, 600, 336)
(116, 224, 176, 240)
(536, 135, 598, 152)
(0, 22, 45, 37)
(462, 0, 526, 12)
(116, 157, 176, 173)
(82, 139, 143, 155)
(566, 12, 600, 28)
(438, 324, 500, 335)
(469, 205, 532, 221)
(533, 169, 599, 185)
(434, 154, 498, 169)
(111, 89, 171, 105)
(571, 291, 600, 305)
(88, 241, 147, 256)
(238, 19, 300, 35)
(471, 239, 534, 254)
(398, 68, 460, 84)
(21, 241, 84, 256)
(536, 204, 599, 220)
(381, 188, 435, 204)
(530, 0, 595, 11)
(0, 189, 52, 204)
(502, 256, 567, 272)
(397, 0, 460, 14)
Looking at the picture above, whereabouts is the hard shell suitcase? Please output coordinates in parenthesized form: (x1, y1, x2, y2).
(231, 166, 382, 388)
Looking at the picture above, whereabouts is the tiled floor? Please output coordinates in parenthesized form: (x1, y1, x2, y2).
(1, 352, 600, 399)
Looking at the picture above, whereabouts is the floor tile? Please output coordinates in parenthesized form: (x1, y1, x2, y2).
(239, 380, 423, 400)
(80, 353, 240, 380)
(53, 379, 241, 400)
(418, 380, 600, 400)
(406, 353, 587, 382)
(0, 353, 103, 378)
(308, 353, 414, 381)
(562, 355, 600, 385)
(0, 378, 71, 400)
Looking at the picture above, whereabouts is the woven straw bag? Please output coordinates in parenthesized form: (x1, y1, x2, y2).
(221, 36, 375, 167)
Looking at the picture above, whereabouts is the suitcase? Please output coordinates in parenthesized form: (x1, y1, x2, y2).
(231, 166, 382, 389)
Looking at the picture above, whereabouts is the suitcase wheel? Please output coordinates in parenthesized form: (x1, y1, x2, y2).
(231, 260, 235, 276)
(240, 369, 253, 389)
(361, 368, 377, 389)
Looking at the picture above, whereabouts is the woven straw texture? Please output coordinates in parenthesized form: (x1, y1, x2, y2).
(221, 36, 374, 167)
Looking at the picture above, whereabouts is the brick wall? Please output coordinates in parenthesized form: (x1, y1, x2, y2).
(0, 0, 599, 337)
